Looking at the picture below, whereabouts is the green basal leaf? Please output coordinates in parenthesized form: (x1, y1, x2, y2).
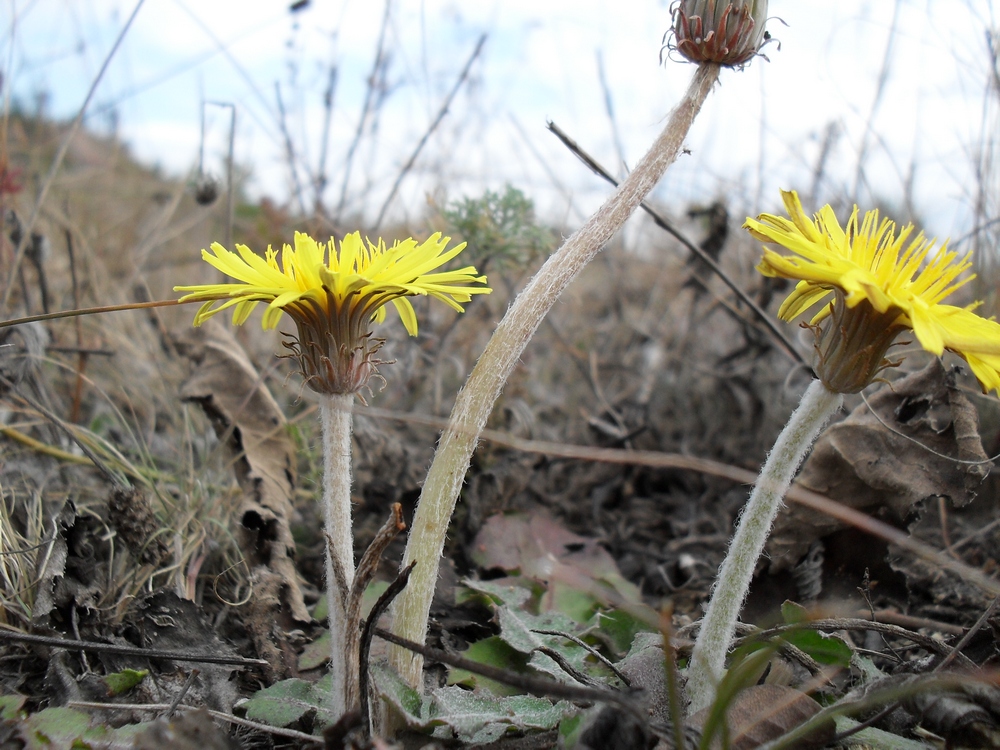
(781, 600, 809, 624)
(462, 578, 533, 609)
(103, 668, 148, 696)
(312, 594, 328, 622)
(430, 685, 572, 742)
(447, 636, 529, 696)
(19, 707, 149, 750)
(851, 653, 886, 683)
(558, 711, 585, 745)
(594, 607, 655, 656)
(0, 694, 26, 721)
(241, 678, 315, 728)
(780, 628, 853, 667)
(310, 674, 339, 730)
(298, 629, 330, 671)
(372, 662, 433, 728)
(550, 582, 599, 623)
(779, 601, 852, 667)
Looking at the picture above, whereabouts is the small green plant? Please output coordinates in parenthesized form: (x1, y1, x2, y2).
(442, 185, 553, 271)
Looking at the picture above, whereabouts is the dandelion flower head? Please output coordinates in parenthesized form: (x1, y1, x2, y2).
(745, 190, 1000, 394)
(175, 231, 491, 393)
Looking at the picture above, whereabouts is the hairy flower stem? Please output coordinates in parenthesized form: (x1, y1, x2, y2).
(321, 393, 356, 717)
(685, 379, 842, 715)
(388, 62, 722, 689)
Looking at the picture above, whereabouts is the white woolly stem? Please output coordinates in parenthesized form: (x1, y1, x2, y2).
(685, 379, 842, 715)
(320, 393, 355, 718)
(388, 62, 722, 690)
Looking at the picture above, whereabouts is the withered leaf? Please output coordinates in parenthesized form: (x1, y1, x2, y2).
(768, 360, 991, 572)
(687, 684, 834, 750)
(471, 511, 642, 607)
(174, 320, 310, 628)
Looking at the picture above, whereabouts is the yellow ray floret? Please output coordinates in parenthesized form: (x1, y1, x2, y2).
(744, 190, 1000, 394)
(174, 231, 491, 335)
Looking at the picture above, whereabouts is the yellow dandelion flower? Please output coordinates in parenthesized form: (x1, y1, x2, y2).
(744, 190, 1000, 394)
(174, 231, 491, 394)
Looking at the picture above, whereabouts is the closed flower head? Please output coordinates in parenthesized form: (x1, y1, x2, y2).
(175, 231, 491, 394)
(745, 190, 1000, 394)
(666, 0, 769, 67)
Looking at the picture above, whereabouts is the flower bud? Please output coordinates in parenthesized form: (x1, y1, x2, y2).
(666, 0, 769, 67)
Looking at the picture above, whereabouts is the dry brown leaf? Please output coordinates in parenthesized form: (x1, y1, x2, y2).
(173, 320, 310, 635)
(470, 511, 642, 606)
(768, 360, 991, 572)
(687, 684, 834, 750)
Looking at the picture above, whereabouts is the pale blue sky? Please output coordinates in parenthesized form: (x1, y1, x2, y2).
(4, 1, 1000, 243)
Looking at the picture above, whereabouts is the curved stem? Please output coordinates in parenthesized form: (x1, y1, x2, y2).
(321, 393, 355, 717)
(685, 379, 842, 715)
(388, 62, 722, 689)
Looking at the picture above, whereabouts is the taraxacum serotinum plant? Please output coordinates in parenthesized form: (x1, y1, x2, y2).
(176, 231, 490, 719)
(686, 190, 1000, 714)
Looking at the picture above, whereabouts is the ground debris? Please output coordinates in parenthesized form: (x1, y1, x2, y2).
(768, 360, 991, 572)
(174, 318, 310, 681)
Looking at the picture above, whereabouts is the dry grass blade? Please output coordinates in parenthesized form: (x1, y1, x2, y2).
(0, 300, 184, 331)
(0, 628, 268, 667)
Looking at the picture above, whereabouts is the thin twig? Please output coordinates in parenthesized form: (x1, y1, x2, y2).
(347, 503, 406, 711)
(359, 561, 416, 737)
(0, 299, 183, 331)
(531, 645, 602, 687)
(68, 701, 322, 744)
(851, 0, 902, 202)
(165, 669, 199, 718)
(0, 628, 268, 667)
(595, 50, 627, 174)
(531, 629, 630, 685)
(374, 626, 649, 724)
(759, 673, 980, 750)
(935, 593, 1000, 672)
(1, 0, 146, 312)
(314, 61, 339, 215)
(372, 33, 487, 230)
(546, 120, 806, 368)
